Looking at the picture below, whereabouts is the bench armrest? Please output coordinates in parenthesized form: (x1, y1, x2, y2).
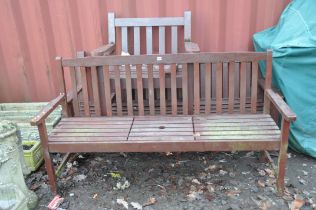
(265, 89, 296, 122)
(30, 93, 66, 126)
(91, 43, 115, 56)
(185, 42, 200, 53)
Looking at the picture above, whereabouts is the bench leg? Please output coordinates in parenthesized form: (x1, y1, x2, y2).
(38, 123, 57, 195)
(276, 119, 290, 195)
(44, 150, 57, 195)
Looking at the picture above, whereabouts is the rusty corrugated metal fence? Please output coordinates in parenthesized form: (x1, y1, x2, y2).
(0, 0, 290, 102)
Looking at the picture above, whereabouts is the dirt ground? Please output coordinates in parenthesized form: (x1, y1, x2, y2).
(26, 150, 316, 210)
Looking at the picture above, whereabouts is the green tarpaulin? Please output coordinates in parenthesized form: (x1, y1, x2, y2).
(253, 0, 316, 157)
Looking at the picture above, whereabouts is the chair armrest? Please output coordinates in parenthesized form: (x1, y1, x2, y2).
(91, 43, 115, 56)
(265, 89, 296, 122)
(30, 93, 66, 126)
(185, 42, 200, 53)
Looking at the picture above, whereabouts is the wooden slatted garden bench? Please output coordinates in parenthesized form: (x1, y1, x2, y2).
(30, 51, 296, 195)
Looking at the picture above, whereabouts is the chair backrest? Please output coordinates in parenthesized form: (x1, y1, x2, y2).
(108, 11, 191, 55)
(60, 51, 272, 117)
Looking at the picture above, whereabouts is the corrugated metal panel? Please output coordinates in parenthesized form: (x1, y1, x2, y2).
(0, 0, 290, 102)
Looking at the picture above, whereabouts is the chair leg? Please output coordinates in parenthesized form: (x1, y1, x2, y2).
(276, 119, 290, 195)
(43, 150, 57, 195)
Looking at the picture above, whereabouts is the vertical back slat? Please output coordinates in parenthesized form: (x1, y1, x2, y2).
(91, 66, 101, 116)
(70, 68, 79, 116)
(159, 26, 165, 54)
(121, 26, 128, 52)
(204, 63, 211, 114)
(80, 67, 90, 116)
(240, 62, 247, 113)
(103, 65, 112, 116)
(184, 11, 191, 41)
(114, 66, 122, 116)
(171, 64, 177, 116)
(125, 65, 133, 116)
(228, 61, 235, 113)
(251, 61, 258, 113)
(216, 63, 223, 113)
(147, 64, 155, 115)
(194, 62, 200, 114)
(182, 64, 188, 115)
(134, 27, 140, 55)
(146, 26, 153, 54)
(108, 13, 115, 43)
(136, 64, 144, 115)
(171, 26, 178, 53)
(159, 64, 166, 115)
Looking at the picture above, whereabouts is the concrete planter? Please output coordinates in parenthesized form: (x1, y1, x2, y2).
(0, 102, 61, 141)
(23, 141, 44, 172)
(0, 121, 38, 210)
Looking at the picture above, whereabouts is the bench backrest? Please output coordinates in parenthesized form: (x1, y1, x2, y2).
(59, 51, 272, 117)
(108, 11, 191, 54)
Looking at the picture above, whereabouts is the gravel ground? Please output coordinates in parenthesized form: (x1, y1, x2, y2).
(26, 150, 316, 210)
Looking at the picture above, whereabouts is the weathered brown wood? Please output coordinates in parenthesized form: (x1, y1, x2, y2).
(80, 66, 90, 116)
(171, 64, 177, 116)
(91, 66, 101, 116)
(56, 57, 69, 117)
(125, 65, 133, 116)
(62, 52, 268, 67)
(194, 62, 200, 114)
(38, 123, 57, 194)
(91, 43, 115, 56)
(240, 62, 246, 113)
(114, 66, 123, 116)
(216, 63, 223, 113)
(136, 64, 144, 115)
(147, 64, 155, 116)
(35, 51, 296, 196)
(264, 50, 273, 114)
(277, 118, 290, 194)
(205, 63, 211, 114)
(30, 94, 65, 126)
(265, 89, 296, 121)
(182, 64, 188, 115)
(228, 61, 235, 113)
(70, 68, 79, 116)
(251, 61, 258, 113)
(159, 64, 166, 115)
(103, 65, 112, 116)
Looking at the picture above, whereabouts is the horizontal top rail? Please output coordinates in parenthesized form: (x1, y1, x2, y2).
(62, 52, 269, 67)
(115, 17, 184, 27)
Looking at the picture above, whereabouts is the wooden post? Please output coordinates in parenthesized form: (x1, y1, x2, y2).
(263, 50, 272, 114)
(276, 117, 290, 194)
(38, 123, 57, 194)
(56, 57, 68, 117)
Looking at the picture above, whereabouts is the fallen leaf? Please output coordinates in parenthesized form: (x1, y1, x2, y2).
(258, 170, 266, 176)
(73, 174, 87, 182)
(192, 179, 201, 185)
(289, 198, 305, 210)
(225, 190, 241, 197)
(131, 202, 142, 210)
(257, 180, 265, 188)
(264, 168, 274, 177)
(117, 198, 129, 209)
(143, 197, 157, 207)
(114, 180, 130, 190)
(205, 165, 217, 171)
(187, 191, 203, 201)
(110, 172, 121, 179)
